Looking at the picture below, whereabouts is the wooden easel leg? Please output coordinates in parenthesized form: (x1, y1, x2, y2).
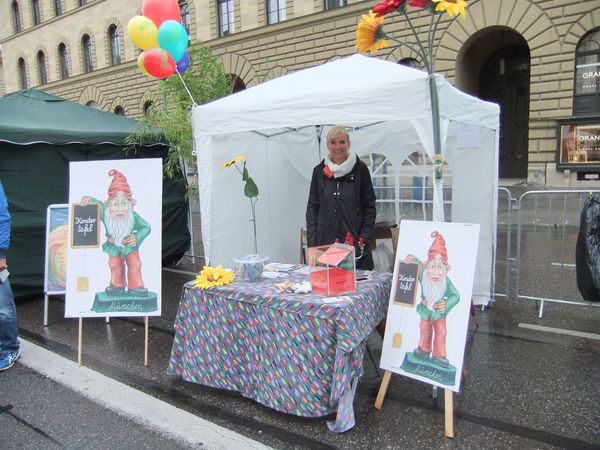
(444, 389, 454, 438)
(77, 317, 83, 367)
(144, 316, 149, 367)
(374, 370, 392, 409)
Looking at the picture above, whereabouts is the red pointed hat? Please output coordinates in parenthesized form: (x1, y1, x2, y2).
(107, 169, 132, 201)
(427, 231, 448, 263)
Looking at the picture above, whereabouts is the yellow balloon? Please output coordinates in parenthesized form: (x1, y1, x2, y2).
(137, 52, 150, 77)
(128, 15, 158, 50)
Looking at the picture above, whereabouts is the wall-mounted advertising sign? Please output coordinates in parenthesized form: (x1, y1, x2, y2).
(556, 118, 600, 170)
(575, 63, 600, 95)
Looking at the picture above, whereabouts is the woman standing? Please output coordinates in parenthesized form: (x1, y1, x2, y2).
(306, 126, 377, 270)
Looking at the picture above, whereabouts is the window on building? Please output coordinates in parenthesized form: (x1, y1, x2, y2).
(143, 100, 154, 115)
(58, 43, 69, 79)
(86, 101, 101, 110)
(398, 57, 424, 70)
(82, 34, 93, 72)
(79, 0, 87, 5)
(267, 0, 286, 24)
(18, 58, 27, 89)
(324, 0, 346, 11)
(54, 0, 62, 16)
(32, 0, 41, 25)
(229, 74, 246, 93)
(114, 106, 125, 115)
(179, 1, 190, 35)
(574, 29, 600, 116)
(12, 1, 21, 33)
(37, 50, 47, 85)
(217, 0, 234, 37)
(360, 153, 397, 225)
(108, 25, 121, 66)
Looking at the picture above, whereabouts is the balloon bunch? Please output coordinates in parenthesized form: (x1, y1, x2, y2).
(127, 0, 190, 79)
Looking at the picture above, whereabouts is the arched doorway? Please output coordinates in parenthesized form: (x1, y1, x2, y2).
(479, 45, 530, 179)
(229, 74, 246, 93)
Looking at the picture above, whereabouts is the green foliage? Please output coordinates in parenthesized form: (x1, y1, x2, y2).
(242, 162, 259, 198)
(126, 45, 232, 178)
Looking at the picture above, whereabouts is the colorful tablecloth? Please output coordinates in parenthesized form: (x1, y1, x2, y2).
(167, 270, 391, 432)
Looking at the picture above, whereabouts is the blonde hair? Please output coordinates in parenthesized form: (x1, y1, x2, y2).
(327, 126, 350, 143)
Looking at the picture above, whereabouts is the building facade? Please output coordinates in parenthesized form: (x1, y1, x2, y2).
(1, 0, 600, 187)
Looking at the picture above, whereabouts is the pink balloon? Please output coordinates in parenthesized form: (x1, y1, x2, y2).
(143, 48, 176, 79)
(141, 0, 181, 27)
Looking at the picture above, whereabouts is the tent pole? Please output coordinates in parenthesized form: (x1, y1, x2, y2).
(428, 74, 445, 222)
(179, 156, 198, 265)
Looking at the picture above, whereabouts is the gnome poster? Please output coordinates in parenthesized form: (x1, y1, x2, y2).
(379, 220, 479, 392)
(65, 159, 162, 318)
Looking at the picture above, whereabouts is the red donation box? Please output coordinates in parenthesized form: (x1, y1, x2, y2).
(308, 243, 356, 296)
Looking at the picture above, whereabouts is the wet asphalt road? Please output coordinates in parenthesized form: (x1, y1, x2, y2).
(3, 209, 600, 450)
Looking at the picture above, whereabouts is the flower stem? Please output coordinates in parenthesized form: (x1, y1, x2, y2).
(401, 9, 431, 73)
(427, 13, 443, 73)
(385, 35, 426, 63)
(429, 75, 442, 169)
(250, 196, 258, 254)
(233, 163, 243, 176)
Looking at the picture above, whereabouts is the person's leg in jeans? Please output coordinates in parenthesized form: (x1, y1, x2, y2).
(0, 278, 19, 356)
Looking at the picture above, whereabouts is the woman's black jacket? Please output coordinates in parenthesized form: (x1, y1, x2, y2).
(305, 156, 376, 270)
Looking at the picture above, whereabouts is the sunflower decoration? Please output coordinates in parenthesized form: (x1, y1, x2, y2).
(194, 265, 235, 289)
(356, 0, 469, 60)
(221, 155, 246, 168)
(221, 153, 260, 253)
(355, 11, 389, 54)
(432, 0, 467, 18)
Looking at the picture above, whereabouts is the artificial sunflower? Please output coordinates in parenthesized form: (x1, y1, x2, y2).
(221, 155, 246, 169)
(355, 11, 389, 54)
(432, 0, 468, 18)
(194, 265, 235, 289)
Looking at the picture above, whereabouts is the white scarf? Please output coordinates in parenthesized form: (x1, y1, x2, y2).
(324, 152, 357, 179)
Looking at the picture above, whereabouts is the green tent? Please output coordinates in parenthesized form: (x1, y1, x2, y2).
(0, 89, 190, 297)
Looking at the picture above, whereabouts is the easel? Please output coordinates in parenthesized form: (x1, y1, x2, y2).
(374, 254, 454, 437)
(77, 316, 150, 367)
(373, 221, 481, 439)
(67, 159, 162, 370)
(43, 204, 69, 326)
(374, 372, 454, 438)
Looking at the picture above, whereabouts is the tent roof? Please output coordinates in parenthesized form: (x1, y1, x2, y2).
(0, 88, 161, 145)
(193, 54, 499, 136)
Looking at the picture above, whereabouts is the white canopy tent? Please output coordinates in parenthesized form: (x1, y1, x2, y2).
(192, 54, 500, 305)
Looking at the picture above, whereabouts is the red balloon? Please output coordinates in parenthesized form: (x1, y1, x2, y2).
(143, 48, 176, 79)
(141, 0, 181, 27)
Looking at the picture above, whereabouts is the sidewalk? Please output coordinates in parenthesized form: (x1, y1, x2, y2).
(0, 339, 271, 450)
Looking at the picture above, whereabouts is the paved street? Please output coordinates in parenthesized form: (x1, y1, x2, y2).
(2, 195, 600, 449)
(1, 339, 271, 450)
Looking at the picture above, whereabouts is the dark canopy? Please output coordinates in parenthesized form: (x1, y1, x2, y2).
(0, 89, 190, 297)
(0, 88, 163, 145)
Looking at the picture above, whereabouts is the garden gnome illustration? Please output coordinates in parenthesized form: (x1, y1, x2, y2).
(409, 231, 459, 368)
(82, 169, 150, 297)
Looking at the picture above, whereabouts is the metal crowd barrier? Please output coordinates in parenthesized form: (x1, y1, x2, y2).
(179, 181, 600, 319)
(494, 187, 517, 300)
(512, 189, 600, 318)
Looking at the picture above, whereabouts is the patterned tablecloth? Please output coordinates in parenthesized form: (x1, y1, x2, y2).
(167, 269, 392, 432)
